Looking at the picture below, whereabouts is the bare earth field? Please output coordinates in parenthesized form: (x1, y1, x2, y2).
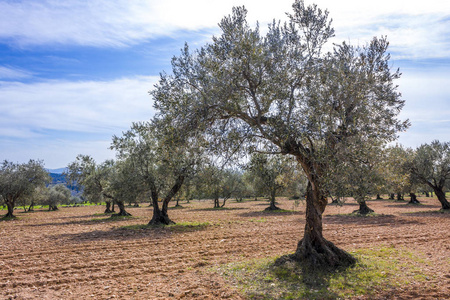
(1, 197, 449, 299)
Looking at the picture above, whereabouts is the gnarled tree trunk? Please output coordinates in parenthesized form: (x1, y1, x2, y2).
(408, 193, 420, 204)
(112, 201, 132, 217)
(265, 189, 280, 211)
(353, 200, 374, 215)
(149, 175, 184, 225)
(104, 200, 113, 213)
(277, 181, 356, 269)
(4, 201, 15, 218)
(433, 187, 450, 210)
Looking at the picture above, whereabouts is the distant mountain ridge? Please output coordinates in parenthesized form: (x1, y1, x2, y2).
(46, 168, 67, 174)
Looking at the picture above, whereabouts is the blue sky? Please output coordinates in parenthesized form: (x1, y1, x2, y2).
(0, 0, 449, 168)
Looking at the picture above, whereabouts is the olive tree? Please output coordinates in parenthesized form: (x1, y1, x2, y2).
(409, 140, 450, 210)
(111, 122, 205, 225)
(45, 184, 71, 211)
(246, 153, 297, 211)
(66, 156, 130, 214)
(0, 160, 50, 218)
(151, 1, 407, 268)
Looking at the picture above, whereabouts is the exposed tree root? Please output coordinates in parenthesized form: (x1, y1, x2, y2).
(275, 237, 356, 270)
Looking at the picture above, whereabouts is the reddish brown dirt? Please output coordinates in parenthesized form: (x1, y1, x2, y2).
(1, 197, 449, 299)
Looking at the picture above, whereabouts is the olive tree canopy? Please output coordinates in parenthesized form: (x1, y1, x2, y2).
(151, 0, 407, 268)
(409, 140, 450, 210)
(0, 160, 50, 218)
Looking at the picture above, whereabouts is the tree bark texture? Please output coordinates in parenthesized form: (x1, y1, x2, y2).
(353, 200, 374, 215)
(4, 201, 15, 218)
(264, 189, 280, 211)
(112, 201, 132, 217)
(408, 193, 420, 204)
(104, 201, 113, 214)
(277, 181, 356, 269)
(433, 187, 450, 210)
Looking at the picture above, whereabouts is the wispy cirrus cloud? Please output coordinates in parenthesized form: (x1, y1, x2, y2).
(0, 66, 33, 80)
(0, 76, 158, 138)
(0, 0, 292, 48)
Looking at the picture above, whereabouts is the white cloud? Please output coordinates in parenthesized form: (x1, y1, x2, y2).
(1, 0, 448, 60)
(397, 67, 450, 147)
(0, 137, 115, 169)
(0, 0, 292, 48)
(0, 66, 33, 79)
(0, 76, 159, 138)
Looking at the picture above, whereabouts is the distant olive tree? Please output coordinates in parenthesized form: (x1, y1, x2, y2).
(45, 184, 71, 211)
(0, 160, 50, 218)
(246, 153, 297, 211)
(409, 140, 450, 210)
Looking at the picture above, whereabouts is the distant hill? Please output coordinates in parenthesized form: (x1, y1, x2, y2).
(46, 168, 67, 174)
(49, 172, 81, 194)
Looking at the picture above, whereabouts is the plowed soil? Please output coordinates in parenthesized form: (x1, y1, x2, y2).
(1, 197, 449, 299)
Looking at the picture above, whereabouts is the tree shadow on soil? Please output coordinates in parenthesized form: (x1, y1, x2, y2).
(239, 210, 303, 218)
(189, 207, 245, 212)
(22, 215, 135, 227)
(54, 222, 210, 244)
(400, 210, 450, 218)
(324, 214, 424, 226)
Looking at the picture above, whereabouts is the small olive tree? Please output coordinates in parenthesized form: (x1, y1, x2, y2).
(0, 160, 50, 218)
(409, 140, 450, 210)
(246, 153, 297, 211)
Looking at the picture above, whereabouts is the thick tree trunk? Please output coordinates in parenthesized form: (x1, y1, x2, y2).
(104, 201, 113, 213)
(28, 201, 35, 212)
(408, 193, 420, 204)
(425, 191, 430, 197)
(396, 193, 404, 201)
(389, 193, 395, 200)
(353, 200, 374, 215)
(112, 201, 131, 217)
(264, 189, 280, 211)
(276, 181, 356, 269)
(149, 175, 184, 225)
(3, 201, 15, 218)
(376, 194, 382, 200)
(213, 197, 220, 208)
(433, 187, 450, 210)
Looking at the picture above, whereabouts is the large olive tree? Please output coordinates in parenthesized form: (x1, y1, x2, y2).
(151, 1, 407, 268)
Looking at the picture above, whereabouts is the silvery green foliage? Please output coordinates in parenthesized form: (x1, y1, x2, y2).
(152, 0, 407, 188)
(0, 159, 50, 216)
(409, 140, 450, 209)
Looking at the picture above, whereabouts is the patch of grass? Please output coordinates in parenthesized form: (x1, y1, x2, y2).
(262, 209, 296, 214)
(249, 218, 268, 223)
(334, 212, 382, 218)
(120, 221, 211, 232)
(404, 209, 450, 215)
(169, 221, 211, 232)
(217, 247, 428, 299)
(1, 215, 18, 221)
